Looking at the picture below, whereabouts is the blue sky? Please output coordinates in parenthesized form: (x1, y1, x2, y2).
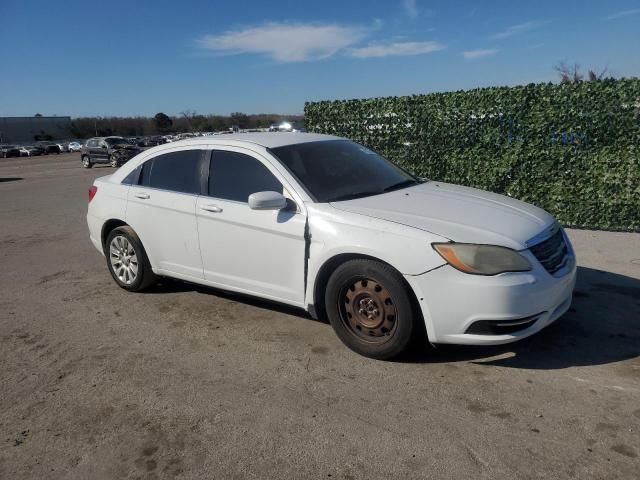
(1, 0, 639, 117)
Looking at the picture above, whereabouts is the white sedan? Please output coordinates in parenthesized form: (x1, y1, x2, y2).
(68, 141, 83, 152)
(87, 133, 576, 359)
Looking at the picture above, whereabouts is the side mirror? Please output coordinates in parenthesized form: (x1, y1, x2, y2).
(248, 191, 287, 210)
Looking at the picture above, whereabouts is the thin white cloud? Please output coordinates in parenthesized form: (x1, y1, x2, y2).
(403, 0, 418, 19)
(490, 20, 550, 40)
(606, 8, 640, 20)
(196, 22, 368, 62)
(349, 41, 446, 58)
(463, 49, 498, 60)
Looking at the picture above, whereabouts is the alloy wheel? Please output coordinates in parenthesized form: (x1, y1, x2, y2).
(109, 235, 139, 285)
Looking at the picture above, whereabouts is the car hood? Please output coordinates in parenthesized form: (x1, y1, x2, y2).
(329, 181, 555, 250)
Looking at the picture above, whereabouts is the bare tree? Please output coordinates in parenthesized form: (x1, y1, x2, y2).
(554, 61, 610, 84)
(554, 61, 583, 84)
(587, 65, 609, 81)
(180, 109, 198, 131)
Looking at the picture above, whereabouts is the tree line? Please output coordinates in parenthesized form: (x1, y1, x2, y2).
(69, 112, 304, 139)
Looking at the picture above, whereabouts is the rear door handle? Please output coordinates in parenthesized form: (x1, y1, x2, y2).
(200, 204, 223, 213)
(134, 192, 150, 200)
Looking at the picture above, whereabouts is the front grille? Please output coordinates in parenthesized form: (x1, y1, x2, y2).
(529, 229, 568, 274)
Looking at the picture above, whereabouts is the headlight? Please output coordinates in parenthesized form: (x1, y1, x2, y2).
(432, 243, 531, 275)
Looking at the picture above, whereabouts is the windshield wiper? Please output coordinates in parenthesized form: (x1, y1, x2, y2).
(328, 190, 383, 202)
(382, 179, 420, 193)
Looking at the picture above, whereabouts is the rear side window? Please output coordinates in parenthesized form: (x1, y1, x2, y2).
(209, 151, 282, 202)
(140, 150, 204, 194)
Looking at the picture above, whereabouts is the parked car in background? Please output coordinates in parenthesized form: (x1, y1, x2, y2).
(137, 136, 165, 147)
(24, 145, 45, 156)
(269, 121, 306, 133)
(18, 146, 30, 157)
(176, 133, 195, 140)
(87, 133, 576, 360)
(56, 142, 67, 152)
(68, 141, 82, 152)
(36, 142, 62, 154)
(0, 145, 22, 158)
(81, 136, 142, 168)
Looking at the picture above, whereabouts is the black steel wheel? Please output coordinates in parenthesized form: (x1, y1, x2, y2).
(325, 259, 420, 359)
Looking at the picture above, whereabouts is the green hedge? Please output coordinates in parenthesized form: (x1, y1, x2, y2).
(304, 79, 640, 231)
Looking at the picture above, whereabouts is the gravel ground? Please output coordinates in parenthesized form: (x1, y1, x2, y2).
(1, 153, 639, 479)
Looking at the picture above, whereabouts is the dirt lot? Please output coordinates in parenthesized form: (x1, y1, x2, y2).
(1, 153, 639, 479)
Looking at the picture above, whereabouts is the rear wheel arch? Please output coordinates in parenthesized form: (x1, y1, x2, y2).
(101, 219, 128, 251)
(105, 225, 157, 291)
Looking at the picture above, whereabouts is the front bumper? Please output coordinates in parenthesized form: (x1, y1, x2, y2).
(405, 249, 577, 345)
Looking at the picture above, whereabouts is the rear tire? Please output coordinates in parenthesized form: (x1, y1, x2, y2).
(105, 226, 157, 292)
(325, 259, 420, 360)
(82, 156, 92, 168)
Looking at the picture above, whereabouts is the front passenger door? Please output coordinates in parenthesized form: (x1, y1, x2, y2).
(196, 148, 307, 305)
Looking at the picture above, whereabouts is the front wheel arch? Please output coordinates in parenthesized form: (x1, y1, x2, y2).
(312, 253, 423, 327)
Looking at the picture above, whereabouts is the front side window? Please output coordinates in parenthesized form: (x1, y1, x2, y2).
(208, 150, 282, 202)
(105, 137, 127, 146)
(271, 140, 419, 202)
(140, 150, 203, 194)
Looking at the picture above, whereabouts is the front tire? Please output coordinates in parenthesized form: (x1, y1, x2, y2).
(105, 226, 157, 291)
(109, 155, 119, 168)
(325, 259, 420, 360)
(81, 156, 92, 168)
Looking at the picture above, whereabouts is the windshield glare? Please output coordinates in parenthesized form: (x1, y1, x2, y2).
(271, 140, 418, 202)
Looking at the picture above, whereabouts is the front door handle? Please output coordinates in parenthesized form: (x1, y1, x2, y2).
(200, 204, 223, 213)
(134, 192, 150, 200)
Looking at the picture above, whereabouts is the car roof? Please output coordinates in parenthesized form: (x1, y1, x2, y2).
(171, 132, 342, 149)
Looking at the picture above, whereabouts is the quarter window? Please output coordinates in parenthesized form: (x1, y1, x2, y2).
(209, 151, 282, 202)
(139, 150, 204, 194)
(122, 165, 141, 185)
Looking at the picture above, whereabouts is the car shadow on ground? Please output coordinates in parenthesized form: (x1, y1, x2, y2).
(148, 266, 640, 369)
(0, 177, 23, 183)
(403, 266, 640, 369)
(146, 278, 322, 323)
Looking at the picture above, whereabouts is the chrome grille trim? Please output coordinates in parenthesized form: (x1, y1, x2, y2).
(528, 228, 569, 275)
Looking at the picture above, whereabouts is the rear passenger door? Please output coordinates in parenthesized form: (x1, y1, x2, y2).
(126, 148, 206, 279)
(196, 147, 307, 305)
(87, 139, 103, 162)
(95, 139, 110, 162)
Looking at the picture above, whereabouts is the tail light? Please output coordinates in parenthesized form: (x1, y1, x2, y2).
(88, 185, 98, 202)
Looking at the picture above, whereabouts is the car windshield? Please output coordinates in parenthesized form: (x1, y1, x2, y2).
(271, 140, 420, 202)
(105, 137, 127, 145)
